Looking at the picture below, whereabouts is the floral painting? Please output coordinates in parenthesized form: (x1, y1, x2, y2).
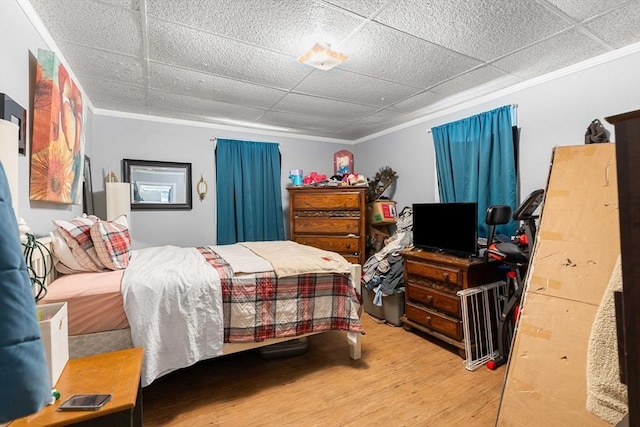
(30, 49, 84, 204)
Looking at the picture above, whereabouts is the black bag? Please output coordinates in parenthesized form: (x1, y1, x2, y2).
(585, 119, 609, 144)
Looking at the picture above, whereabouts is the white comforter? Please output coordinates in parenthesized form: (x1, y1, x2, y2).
(121, 246, 224, 387)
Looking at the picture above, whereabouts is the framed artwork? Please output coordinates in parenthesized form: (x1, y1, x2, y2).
(0, 93, 27, 156)
(30, 49, 85, 204)
(334, 150, 353, 175)
(123, 159, 192, 210)
(82, 155, 94, 215)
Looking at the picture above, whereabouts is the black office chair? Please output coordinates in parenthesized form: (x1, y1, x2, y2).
(484, 204, 512, 263)
(484, 189, 545, 369)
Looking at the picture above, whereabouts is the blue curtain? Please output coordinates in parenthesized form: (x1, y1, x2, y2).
(432, 105, 517, 238)
(216, 139, 284, 244)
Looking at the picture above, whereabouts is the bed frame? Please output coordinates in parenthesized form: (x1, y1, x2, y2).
(32, 236, 362, 363)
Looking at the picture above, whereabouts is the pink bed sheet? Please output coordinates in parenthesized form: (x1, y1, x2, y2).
(38, 270, 129, 336)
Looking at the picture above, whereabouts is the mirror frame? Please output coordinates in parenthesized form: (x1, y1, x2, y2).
(123, 159, 192, 210)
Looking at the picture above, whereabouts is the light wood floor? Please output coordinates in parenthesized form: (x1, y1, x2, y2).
(142, 314, 506, 426)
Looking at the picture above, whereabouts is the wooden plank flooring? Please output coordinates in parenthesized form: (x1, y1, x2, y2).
(142, 314, 506, 426)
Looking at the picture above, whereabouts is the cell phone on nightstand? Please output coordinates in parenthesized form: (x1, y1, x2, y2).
(58, 394, 112, 411)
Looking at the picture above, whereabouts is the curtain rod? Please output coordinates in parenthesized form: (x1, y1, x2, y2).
(426, 104, 518, 133)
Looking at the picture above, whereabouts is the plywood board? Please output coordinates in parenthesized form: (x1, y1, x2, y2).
(497, 144, 620, 426)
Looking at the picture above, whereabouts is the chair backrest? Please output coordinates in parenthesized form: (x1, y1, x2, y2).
(484, 205, 512, 261)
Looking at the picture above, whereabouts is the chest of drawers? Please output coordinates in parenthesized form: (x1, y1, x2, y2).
(400, 250, 499, 356)
(288, 187, 366, 266)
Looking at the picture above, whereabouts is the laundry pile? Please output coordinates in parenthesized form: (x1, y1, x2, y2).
(362, 207, 413, 306)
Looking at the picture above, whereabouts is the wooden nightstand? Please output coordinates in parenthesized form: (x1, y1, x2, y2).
(10, 347, 143, 427)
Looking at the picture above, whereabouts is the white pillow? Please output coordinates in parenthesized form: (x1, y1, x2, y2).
(53, 216, 105, 272)
(50, 229, 87, 273)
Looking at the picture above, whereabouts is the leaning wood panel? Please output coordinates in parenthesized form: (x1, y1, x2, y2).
(497, 144, 620, 426)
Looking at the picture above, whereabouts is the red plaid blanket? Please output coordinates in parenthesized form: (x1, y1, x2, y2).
(198, 246, 364, 342)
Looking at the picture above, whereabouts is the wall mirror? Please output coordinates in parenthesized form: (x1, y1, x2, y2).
(123, 159, 192, 210)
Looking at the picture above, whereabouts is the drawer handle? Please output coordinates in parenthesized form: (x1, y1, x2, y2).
(346, 242, 351, 249)
(425, 295, 433, 304)
(442, 272, 449, 282)
(425, 315, 432, 325)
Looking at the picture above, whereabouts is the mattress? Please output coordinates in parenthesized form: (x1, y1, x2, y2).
(38, 270, 128, 336)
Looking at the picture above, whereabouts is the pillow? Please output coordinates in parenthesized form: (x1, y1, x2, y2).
(53, 215, 105, 272)
(90, 215, 131, 270)
(50, 229, 87, 274)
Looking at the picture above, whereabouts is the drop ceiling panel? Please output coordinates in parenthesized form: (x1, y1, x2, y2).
(544, 0, 632, 22)
(322, 0, 390, 18)
(99, 0, 140, 9)
(583, 2, 640, 48)
(147, 18, 310, 89)
(338, 22, 482, 88)
(295, 68, 419, 107)
(148, 90, 267, 122)
(271, 93, 378, 120)
(391, 91, 448, 114)
(374, 0, 571, 62)
(259, 110, 352, 133)
(147, 0, 364, 57)
(352, 108, 409, 126)
(432, 66, 521, 98)
(80, 78, 147, 108)
(30, 0, 141, 56)
(57, 42, 144, 86)
(24, 0, 640, 141)
(493, 29, 610, 80)
(148, 62, 287, 109)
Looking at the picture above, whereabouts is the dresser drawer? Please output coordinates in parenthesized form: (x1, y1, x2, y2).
(342, 254, 360, 264)
(291, 192, 361, 210)
(293, 236, 361, 254)
(405, 282, 460, 318)
(405, 303, 462, 341)
(405, 259, 460, 288)
(293, 217, 360, 235)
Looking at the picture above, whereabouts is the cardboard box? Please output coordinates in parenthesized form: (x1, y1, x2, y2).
(38, 302, 69, 386)
(367, 201, 397, 224)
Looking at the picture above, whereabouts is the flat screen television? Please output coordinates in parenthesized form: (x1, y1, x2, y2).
(412, 202, 478, 257)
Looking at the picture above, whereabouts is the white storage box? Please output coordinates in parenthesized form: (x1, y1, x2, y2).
(38, 302, 69, 386)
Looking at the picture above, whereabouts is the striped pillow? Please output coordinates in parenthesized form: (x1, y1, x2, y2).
(54, 215, 105, 272)
(90, 216, 131, 270)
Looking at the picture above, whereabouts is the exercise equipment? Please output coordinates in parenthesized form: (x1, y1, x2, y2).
(484, 189, 545, 370)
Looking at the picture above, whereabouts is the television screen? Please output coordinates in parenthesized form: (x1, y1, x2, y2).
(412, 202, 478, 257)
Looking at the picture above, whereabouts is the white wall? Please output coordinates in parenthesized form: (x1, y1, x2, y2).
(354, 49, 640, 213)
(0, 0, 90, 236)
(3, 0, 639, 246)
(92, 115, 352, 248)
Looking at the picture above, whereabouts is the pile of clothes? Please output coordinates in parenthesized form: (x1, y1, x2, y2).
(362, 206, 413, 306)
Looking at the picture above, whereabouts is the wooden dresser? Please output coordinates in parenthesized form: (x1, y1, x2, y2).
(288, 186, 366, 265)
(401, 250, 499, 356)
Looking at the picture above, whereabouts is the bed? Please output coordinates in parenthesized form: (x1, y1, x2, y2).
(36, 236, 364, 387)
